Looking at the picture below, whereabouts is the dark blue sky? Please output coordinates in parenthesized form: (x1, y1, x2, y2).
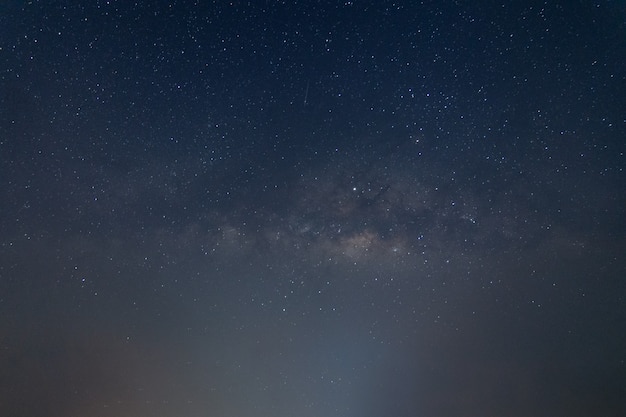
(1, 1, 625, 416)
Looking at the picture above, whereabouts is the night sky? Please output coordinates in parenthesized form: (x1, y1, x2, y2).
(1, 1, 626, 416)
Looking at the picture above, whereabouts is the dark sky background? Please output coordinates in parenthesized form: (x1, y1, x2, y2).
(1, 1, 626, 416)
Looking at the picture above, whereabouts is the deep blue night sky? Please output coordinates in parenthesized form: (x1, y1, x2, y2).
(1, 1, 626, 416)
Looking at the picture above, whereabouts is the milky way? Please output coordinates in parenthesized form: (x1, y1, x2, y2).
(1, 2, 625, 416)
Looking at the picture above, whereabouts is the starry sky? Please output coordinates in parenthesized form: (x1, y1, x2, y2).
(1, 1, 626, 416)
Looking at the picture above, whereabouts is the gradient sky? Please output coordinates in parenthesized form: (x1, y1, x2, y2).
(1, 1, 625, 416)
